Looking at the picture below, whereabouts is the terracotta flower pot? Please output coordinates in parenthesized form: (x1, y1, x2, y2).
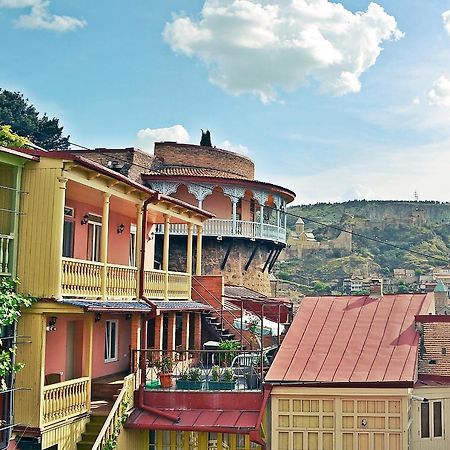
(159, 373, 173, 388)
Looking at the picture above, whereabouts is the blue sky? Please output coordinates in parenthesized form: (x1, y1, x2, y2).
(1, 0, 450, 204)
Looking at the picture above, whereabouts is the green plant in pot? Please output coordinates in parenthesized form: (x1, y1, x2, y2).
(176, 367, 203, 390)
(155, 355, 175, 388)
(208, 365, 236, 391)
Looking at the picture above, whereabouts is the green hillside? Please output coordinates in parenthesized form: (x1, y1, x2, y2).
(276, 200, 450, 295)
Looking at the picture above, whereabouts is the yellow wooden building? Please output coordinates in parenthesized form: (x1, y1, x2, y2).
(7, 148, 213, 450)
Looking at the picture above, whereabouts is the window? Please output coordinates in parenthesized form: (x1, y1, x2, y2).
(63, 220, 74, 257)
(129, 224, 137, 266)
(87, 216, 102, 262)
(421, 401, 443, 438)
(434, 401, 443, 437)
(62, 207, 75, 258)
(104, 320, 118, 362)
(421, 403, 430, 438)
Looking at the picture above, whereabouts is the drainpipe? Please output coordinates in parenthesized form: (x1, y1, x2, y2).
(136, 385, 180, 422)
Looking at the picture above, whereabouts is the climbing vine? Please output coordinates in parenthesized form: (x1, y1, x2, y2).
(0, 278, 35, 390)
(102, 396, 130, 450)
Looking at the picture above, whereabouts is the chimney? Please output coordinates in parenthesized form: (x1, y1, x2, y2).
(434, 281, 449, 314)
(369, 279, 383, 298)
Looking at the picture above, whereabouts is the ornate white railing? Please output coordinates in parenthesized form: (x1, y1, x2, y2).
(91, 374, 135, 450)
(0, 234, 13, 276)
(42, 377, 89, 427)
(155, 219, 286, 243)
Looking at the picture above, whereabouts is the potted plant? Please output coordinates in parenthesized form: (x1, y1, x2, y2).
(155, 355, 175, 388)
(176, 367, 203, 390)
(208, 365, 236, 390)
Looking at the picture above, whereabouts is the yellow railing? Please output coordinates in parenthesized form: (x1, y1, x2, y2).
(143, 269, 165, 298)
(62, 259, 191, 300)
(143, 269, 191, 300)
(42, 377, 89, 427)
(106, 264, 138, 298)
(91, 373, 135, 450)
(167, 271, 192, 299)
(62, 258, 102, 297)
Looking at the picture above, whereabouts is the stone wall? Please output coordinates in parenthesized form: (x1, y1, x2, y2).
(418, 322, 450, 376)
(154, 142, 255, 180)
(155, 235, 275, 296)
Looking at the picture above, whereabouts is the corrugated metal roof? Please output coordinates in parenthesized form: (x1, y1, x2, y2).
(58, 299, 210, 312)
(266, 293, 433, 385)
(126, 408, 259, 432)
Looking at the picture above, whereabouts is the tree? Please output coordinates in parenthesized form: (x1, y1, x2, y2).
(0, 125, 31, 149)
(0, 89, 70, 150)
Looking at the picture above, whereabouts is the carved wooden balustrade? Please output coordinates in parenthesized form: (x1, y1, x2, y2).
(42, 377, 90, 427)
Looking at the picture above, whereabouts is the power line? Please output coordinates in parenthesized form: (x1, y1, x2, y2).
(62, 141, 450, 266)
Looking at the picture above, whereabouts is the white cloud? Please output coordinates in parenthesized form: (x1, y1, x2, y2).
(164, 0, 403, 102)
(218, 139, 250, 155)
(136, 125, 191, 152)
(0, 0, 86, 32)
(428, 75, 450, 107)
(443, 10, 450, 35)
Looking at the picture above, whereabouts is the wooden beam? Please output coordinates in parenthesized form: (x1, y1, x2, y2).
(244, 243, 260, 271)
(221, 239, 234, 270)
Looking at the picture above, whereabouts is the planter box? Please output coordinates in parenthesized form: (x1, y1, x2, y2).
(176, 380, 203, 390)
(208, 380, 236, 391)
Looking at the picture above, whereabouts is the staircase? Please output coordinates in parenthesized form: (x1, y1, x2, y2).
(77, 415, 107, 450)
(203, 312, 235, 341)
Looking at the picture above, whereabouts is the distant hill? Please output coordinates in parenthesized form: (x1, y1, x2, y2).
(275, 200, 450, 294)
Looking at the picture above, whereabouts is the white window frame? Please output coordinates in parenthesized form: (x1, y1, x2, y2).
(420, 400, 444, 439)
(87, 214, 102, 262)
(129, 224, 137, 267)
(104, 320, 118, 363)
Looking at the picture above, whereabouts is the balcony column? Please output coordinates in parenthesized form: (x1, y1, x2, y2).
(163, 215, 170, 301)
(100, 193, 111, 299)
(231, 198, 238, 234)
(83, 314, 93, 411)
(167, 312, 176, 351)
(135, 204, 143, 298)
(259, 203, 264, 238)
(52, 176, 67, 298)
(186, 223, 193, 275)
(195, 225, 203, 276)
(181, 312, 190, 350)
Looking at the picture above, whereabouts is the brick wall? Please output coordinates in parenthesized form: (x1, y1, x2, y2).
(418, 322, 450, 376)
(156, 236, 274, 296)
(154, 142, 255, 180)
(69, 148, 154, 182)
(192, 275, 224, 310)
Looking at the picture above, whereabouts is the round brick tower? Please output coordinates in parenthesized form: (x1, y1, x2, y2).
(144, 142, 295, 295)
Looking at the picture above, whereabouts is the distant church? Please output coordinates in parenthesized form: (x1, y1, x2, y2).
(286, 218, 352, 258)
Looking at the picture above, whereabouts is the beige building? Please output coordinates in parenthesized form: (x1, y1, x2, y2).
(286, 218, 352, 258)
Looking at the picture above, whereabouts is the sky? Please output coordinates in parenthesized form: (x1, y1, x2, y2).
(1, 0, 450, 205)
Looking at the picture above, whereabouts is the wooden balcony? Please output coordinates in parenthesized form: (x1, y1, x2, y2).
(61, 258, 191, 300)
(155, 218, 287, 243)
(42, 377, 90, 427)
(0, 234, 13, 276)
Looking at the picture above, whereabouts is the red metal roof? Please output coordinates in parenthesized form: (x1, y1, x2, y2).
(127, 408, 260, 433)
(126, 390, 265, 434)
(266, 294, 433, 385)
